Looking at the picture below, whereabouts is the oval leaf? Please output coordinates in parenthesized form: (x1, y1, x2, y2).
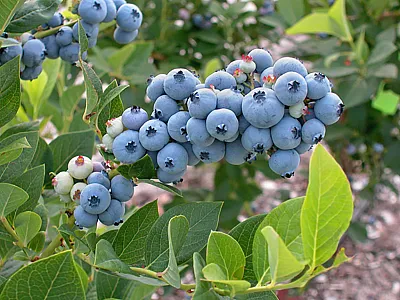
(14, 211, 42, 247)
(0, 183, 28, 217)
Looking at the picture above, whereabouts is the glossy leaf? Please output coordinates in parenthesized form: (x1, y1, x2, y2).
(0, 183, 28, 217)
(138, 179, 182, 197)
(0, 0, 23, 34)
(192, 252, 220, 300)
(0, 56, 20, 128)
(94, 239, 132, 273)
(0, 137, 30, 166)
(14, 211, 41, 247)
(277, 0, 304, 25)
(78, 20, 89, 56)
(117, 155, 156, 180)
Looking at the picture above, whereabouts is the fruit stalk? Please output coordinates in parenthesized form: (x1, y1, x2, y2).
(34, 20, 79, 39)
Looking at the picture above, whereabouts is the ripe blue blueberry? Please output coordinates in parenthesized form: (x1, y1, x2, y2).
(0, 41, 22, 64)
(295, 142, 313, 154)
(164, 68, 197, 101)
(271, 116, 302, 150)
(21, 65, 43, 81)
(226, 60, 241, 75)
(346, 144, 357, 155)
(59, 43, 85, 64)
(147, 151, 159, 168)
(273, 57, 308, 78)
(22, 39, 46, 67)
(157, 143, 188, 174)
(122, 106, 148, 130)
(188, 88, 217, 119)
(224, 130, 239, 143)
(274, 72, 308, 106)
(196, 83, 205, 90)
(48, 13, 64, 28)
(99, 199, 124, 226)
(78, 0, 108, 24)
(314, 92, 344, 125)
(248, 48, 273, 74)
(146, 74, 166, 101)
(180, 142, 200, 166)
(87, 171, 111, 189)
(157, 168, 185, 184)
(238, 114, 250, 134)
(206, 108, 239, 141)
(74, 205, 98, 228)
(112, 130, 146, 163)
(241, 125, 273, 154)
(225, 138, 254, 165)
(111, 175, 134, 202)
(205, 70, 236, 90)
(242, 88, 284, 128)
(41, 35, 59, 59)
(139, 119, 170, 151)
(167, 111, 191, 143)
(113, 27, 138, 44)
(72, 21, 99, 42)
(192, 140, 225, 164)
(113, 0, 126, 10)
(269, 149, 300, 178)
(103, 0, 117, 22)
(216, 87, 243, 116)
(373, 143, 384, 153)
(153, 95, 180, 122)
(305, 72, 331, 100)
(116, 3, 143, 31)
(56, 26, 74, 46)
(80, 183, 112, 214)
(301, 118, 326, 144)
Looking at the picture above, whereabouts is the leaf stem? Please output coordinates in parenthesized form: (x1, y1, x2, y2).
(0, 216, 24, 248)
(34, 20, 78, 39)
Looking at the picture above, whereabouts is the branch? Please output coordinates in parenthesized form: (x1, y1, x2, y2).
(0, 216, 24, 248)
(34, 20, 78, 39)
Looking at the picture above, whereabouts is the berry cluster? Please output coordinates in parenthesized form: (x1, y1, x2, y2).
(0, 0, 143, 81)
(52, 155, 134, 228)
(259, 0, 275, 16)
(101, 48, 344, 181)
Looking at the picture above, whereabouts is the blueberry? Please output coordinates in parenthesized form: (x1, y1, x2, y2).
(167, 111, 191, 143)
(295, 142, 313, 154)
(192, 14, 204, 28)
(112, 130, 146, 163)
(74, 205, 98, 228)
(48, 12, 64, 28)
(346, 144, 356, 155)
(106, 117, 124, 138)
(216, 87, 243, 116)
(93, 161, 105, 172)
(72, 21, 99, 42)
(269, 149, 300, 178)
(139, 119, 170, 151)
(289, 101, 307, 119)
(41, 35, 59, 59)
(157, 168, 185, 184)
(103, 0, 117, 22)
(146, 74, 167, 101)
(206, 108, 239, 141)
(373, 143, 384, 153)
(260, 66, 274, 84)
(248, 49, 273, 74)
(226, 60, 241, 75)
(78, 0, 108, 24)
(52, 171, 74, 195)
(314, 93, 344, 125)
(122, 106, 148, 130)
(113, 27, 138, 44)
(87, 171, 111, 189)
(0, 41, 22, 64)
(80, 183, 112, 214)
(273, 57, 308, 78)
(305, 72, 331, 100)
(99, 199, 124, 226)
(186, 118, 214, 147)
(20, 33, 34, 45)
(164, 68, 197, 101)
(271, 116, 302, 150)
(192, 140, 225, 164)
(225, 138, 254, 165)
(20, 65, 43, 81)
(180, 142, 200, 166)
(301, 119, 325, 145)
(70, 182, 87, 203)
(242, 88, 284, 128)
(241, 125, 273, 154)
(153, 94, 180, 122)
(188, 88, 217, 119)
(22, 39, 46, 67)
(68, 155, 94, 179)
(274, 71, 308, 106)
(56, 26, 74, 46)
(205, 70, 236, 90)
(116, 3, 143, 31)
(113, 0, 126, 10)
(224, 130, 239, 143)
(59, 43, 84, 64)
(157, 143, 188, 174)
(147, 151, 159, 168)
(233, 68, 247, 83)
(111, 175, 134, 202)
(239, 55, 256, 74)
(238, 114, 250, 134)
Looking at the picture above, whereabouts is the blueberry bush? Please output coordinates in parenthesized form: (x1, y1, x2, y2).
(0, 0, 355, 299)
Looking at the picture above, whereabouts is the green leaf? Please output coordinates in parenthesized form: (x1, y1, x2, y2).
(0, 183, 28, 217)
(145, 202, 223, 271)
(229, 214, 266, 282)
(204, 58, 222, 79)
(0, 56, 20, 128)
(372, 85, 399, 115)
(312, 248, 351, 275)
(94, 239, 132, 273)
(0, 37, 19, 48)
(206, 231, 246, 280)
(355, 29, 369, 64)
(0, 251, 85, 299)
(14, 211, 41, 247)
(97, 229, 118, 245)
(192, 252, 220, 300)
(117, 155, 156, 180)
(41, 58, 61, 102)
(277, 0, 304, 26)
(60, 84, 85, 123)
(236, 291, 278, 300)
(78, 20, 89, 56)
(163, 215, 189, 288)
(137, 179, 182, 197)
(384, 141, 400, 174)
(28, 231, 45, 252)
(261, 226, 305, 284)
(0, 0, 24, 34)
(369, 63, 398, 79)
(301, 144, 353, 269)
(5, 0, 62, 33)
(0, 137, 30, 166)
(253, 197, 304, 285)
(113, 200, 159, 264)
(367, 41, 397, 65)
(49, 129, 95, 173)
(81, 61, 103, 121)
(29, 138, 53, 185)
